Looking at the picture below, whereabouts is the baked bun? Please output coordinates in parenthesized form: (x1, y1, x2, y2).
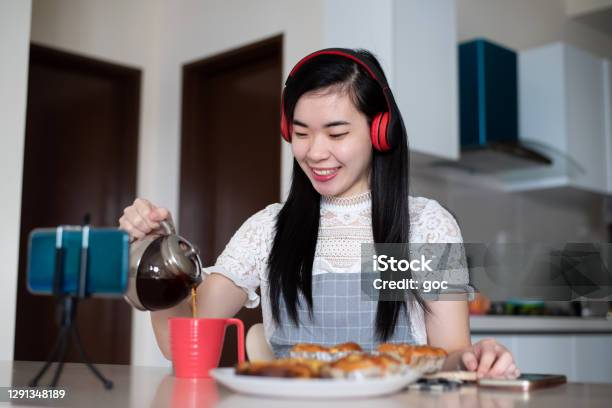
(377, 343, 447, 373)
(236, 358, 323, 378)
(321, 354, 402, 379)
(290, 342, 362, 361)
(377, 343, 415, 364)
(329, 342, 362, 353)
(291, 344, 329, 353)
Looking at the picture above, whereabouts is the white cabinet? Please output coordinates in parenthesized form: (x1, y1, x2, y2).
(323, 0, 459, 160)
(392, 0, 459, 160)
(471, 333, 612, 383)
(574, 335, 612, 383)
(513, 336, 576, 380)
(518, 43, 612, 194)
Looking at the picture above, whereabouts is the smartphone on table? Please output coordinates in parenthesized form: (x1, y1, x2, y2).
(478, 374, 567, 391)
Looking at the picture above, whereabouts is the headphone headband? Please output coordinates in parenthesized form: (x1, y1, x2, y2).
(287, 49, 386, 85)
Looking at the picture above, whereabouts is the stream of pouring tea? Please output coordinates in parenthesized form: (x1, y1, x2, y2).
(191, 287, 197, 318)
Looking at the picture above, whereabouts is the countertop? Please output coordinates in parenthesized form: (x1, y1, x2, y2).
(469, 315, 612, 334)
(2, 361, 612, 408)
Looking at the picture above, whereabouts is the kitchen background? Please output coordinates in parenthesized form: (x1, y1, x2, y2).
(1, 0, 611, 382)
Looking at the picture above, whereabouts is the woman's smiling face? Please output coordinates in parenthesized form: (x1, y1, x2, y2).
(291, 86, 372, 198)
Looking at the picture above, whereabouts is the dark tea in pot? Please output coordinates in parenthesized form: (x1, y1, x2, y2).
(132, 234, 201, 311)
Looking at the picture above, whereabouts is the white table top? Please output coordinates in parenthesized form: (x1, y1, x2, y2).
(1, 361, 611, 408)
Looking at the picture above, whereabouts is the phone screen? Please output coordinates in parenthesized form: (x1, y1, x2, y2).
(517, 374, 561, 381)
(27, 227, 129, 297)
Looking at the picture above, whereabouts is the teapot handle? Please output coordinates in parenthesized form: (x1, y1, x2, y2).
(184, 247, 203, 280)
(160, 220, 176, 235)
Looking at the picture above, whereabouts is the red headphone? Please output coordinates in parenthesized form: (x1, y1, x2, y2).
(280, 48, 401, 152)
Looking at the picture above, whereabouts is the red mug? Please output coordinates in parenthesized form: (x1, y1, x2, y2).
(169, 318, 245, 378)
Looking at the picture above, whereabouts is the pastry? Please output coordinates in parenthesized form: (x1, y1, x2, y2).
(377, 343, 447, 373)
(235, 342, 446, 380)
(329, 342, 362, 353)
(321, 353, 402, 379)
(235, 358, 324, 378)
(290, 342, 363, 361)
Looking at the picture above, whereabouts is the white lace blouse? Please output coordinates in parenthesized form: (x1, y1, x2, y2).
(202, 191, 467, 345)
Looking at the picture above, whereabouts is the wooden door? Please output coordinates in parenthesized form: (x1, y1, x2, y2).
(14, 45, 140, 364)
(180, 36, 282, 366)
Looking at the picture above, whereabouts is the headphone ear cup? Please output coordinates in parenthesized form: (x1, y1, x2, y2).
(370, 112, 391, 152)
(370, 113, 382, 151)
(378, 111, 391, 151)
(280, 109, 291, 142)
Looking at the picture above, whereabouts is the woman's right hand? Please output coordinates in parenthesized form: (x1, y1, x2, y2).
(119, 198, 174, 242)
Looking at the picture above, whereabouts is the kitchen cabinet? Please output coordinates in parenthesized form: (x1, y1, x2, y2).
(471, 334, 612, 383)
(515, 42, 612, 194)
(392, 0, 459, 160)
(471, 316, 612, 383)
(323, 0, 459, 160)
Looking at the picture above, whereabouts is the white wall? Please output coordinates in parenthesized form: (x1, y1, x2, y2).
(0, 0, 32, 362)
(565, 0, 612, 16)
(323, 0, 394, 79)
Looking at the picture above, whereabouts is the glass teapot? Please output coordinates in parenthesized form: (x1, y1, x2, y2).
(124, 220, 203, 311)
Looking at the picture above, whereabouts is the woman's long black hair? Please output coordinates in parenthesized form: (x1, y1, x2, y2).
(268, 49, 428, 341)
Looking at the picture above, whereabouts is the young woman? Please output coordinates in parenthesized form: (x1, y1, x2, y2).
(119, 48, 520, 379)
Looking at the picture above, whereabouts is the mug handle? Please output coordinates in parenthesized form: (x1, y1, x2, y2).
(225, 318, 245, 363)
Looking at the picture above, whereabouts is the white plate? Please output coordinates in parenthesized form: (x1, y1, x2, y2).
(210, 367, 420, 399)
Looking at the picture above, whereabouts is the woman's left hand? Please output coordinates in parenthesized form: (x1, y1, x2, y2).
(461, 338, 520, 379)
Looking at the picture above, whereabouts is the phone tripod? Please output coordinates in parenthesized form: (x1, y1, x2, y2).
(29, 222, 113, 389)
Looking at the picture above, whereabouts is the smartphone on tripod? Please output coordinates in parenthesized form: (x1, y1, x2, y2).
(25, 224, 129, 389)
(27, 226, 129, 297)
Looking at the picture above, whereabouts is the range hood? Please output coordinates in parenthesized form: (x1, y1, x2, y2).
(423, 40, 593, 193)
(455, 142, 552, 174)
(426, 139, 582, 193)
(438, 39, 553, 174)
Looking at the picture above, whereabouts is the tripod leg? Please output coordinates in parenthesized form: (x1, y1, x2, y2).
(29, 326, 68, 387)
(71, 325, 113, 389)
(49, 326, 70, 387)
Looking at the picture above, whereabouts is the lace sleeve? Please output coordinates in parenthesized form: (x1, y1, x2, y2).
(411, 199, 470, 298)
(202, 203, 281, 308)
(416, 199, 464, 244)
